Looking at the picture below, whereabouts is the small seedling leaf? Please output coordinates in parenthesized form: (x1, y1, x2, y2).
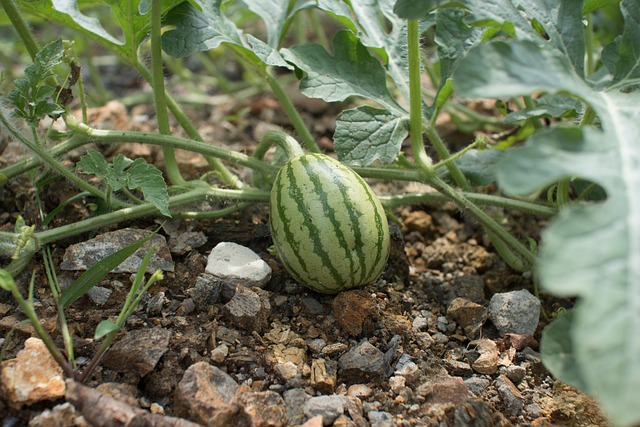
(77, 150, 170, 217)
(334, 106, 409, 166)
(94, 320, 119, 340)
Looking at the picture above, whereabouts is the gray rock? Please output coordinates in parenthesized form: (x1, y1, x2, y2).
(451, 275, 486, 304)
(284, 388, 310, 425)
(87, 286, 112, 305)
(503, 365, 526, 384)
(338, 341, 390, 382)
(368, 410, 394, 427)
(303, 395, 346, 426)
(487, 290, 540, 336)
(301, 297, 324, 315)
(186, 273, 222, 308)
(495, 374, 524, 417)
(169, 231, 207, 256)
(205, 242, 271, 288)
(102, 327, 171, 376)
(61, 228, 174, 273)
(223, 286, 271, 332)
(464, 377, 490, 396)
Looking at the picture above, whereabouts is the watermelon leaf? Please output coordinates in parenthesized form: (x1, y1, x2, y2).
(454, 39, 640, 427)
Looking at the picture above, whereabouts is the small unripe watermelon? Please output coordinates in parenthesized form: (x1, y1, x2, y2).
(269, 153, 390, 294)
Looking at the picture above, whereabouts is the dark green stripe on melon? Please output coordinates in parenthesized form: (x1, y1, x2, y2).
(269, 153, 390, 294)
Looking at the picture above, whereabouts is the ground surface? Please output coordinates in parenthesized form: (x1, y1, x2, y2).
(0, 77, 608, 426)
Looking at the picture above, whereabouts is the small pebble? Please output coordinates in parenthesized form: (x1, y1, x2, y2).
(487, 290, 540, 336)
(303, 395, 346, 426)
(368, 410, 394, 427)
(210, 344, 229, 363)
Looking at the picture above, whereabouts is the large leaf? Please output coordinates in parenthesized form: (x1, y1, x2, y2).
(316, 0, 410, 100)
(609, 0, 640, 88)
(281, 30, 402, 112)
(334, 106, 409, 166)
(454, 39, 640, 427)
(17, 0, 182, 63)
(242, 0, 313, 48)
(429, 0, 586, 76)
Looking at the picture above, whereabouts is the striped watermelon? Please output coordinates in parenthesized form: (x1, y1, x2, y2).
(269, 153, 390, 294)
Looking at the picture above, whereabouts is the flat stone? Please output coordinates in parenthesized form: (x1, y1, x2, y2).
(102, 327, 171, 376)
(503, 364, 526, 384)
(284, 388, 310, 425)
(210, 344, 229, 364)
(420, 376, 470, 405)
(0, 338, 66, 409)
(303, 395, 346, 426)
(347, 384, 373, 398)
(169, 231, 207, 256)
(367, 410, 394, 427)
(174, 361, 239, 424)
(232, 386, 288, 427)
(487, 289, 541, 336)
(331, 290, 378, 337)
(464, 377, 491, 396)
(311, 358, 338, 393)
(60, 228, 174, 273)
(186, 273, 222, 308)
(223, 286, 271, 332)
(451, 275, 486, 304)
(86, 286, 112, 305)
(495, 374, 524, 417)
(447, 297, 488, 339)
(205, 242, 271, 288)
(395, 361, 421, 385)
(338, 341, 390, 383)
(301, 297, 325, 315)
(297, 416, 324, 427)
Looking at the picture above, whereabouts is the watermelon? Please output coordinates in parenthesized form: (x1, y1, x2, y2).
(269, 153, 390, 294)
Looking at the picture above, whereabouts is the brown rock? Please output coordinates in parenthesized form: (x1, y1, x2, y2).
(174, 361, 239, 424)
(447, 297, 488, 339)
(421, 376, 470, 405)
(404, 210, 433, 233)
(224, 286, 271, 332)
(470, 339, 499, 375)
(295, 415, 324, 427)
(102, 327, 171, 376)
(503, 333, 539, 350)
(29, 402, 88, 427)
(311, 359, 337, 393)
(234, 386, 288, 427)
(331, 290, 378, 337)
(0, 337, 65, 409)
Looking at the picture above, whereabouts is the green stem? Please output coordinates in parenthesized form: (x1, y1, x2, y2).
(433, 136, 486, 171)
(65, 117, 277, 175)
(429, 175, 537, 268)
(407, 20, 433, 174)
(134, 63, 241, 187)
(0, 0, 40, 60)
(0, 135, 87, 182)
(254, 130, 305, 161)
(34, 187, 268, 245)
(0, 110, 125, 208)
(8, 281, 75, 377)
(584, 17, 595, 77)
(266, 72, 320, 153)
(380, 191, 557, 217)
(150, 0, 187, 188)
(424, 124, 470, 190)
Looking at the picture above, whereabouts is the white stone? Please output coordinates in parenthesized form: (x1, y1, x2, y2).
(487, 290, 541, 336)
(205, 242, 271, 287)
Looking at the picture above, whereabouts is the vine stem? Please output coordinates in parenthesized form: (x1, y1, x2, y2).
(254, 130, 305, 160)
(0, 109, 128, 209)
(150, 0, 187, 187)
(34, 186, 268, 245)
(407, 19, 433, 174)
(429, 175, 537, 267)
(65, 117, 278, 175)
(0, 0, 40, 60)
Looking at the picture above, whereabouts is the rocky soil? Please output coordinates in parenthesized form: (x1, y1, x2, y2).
(0, 95, 609, 426)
